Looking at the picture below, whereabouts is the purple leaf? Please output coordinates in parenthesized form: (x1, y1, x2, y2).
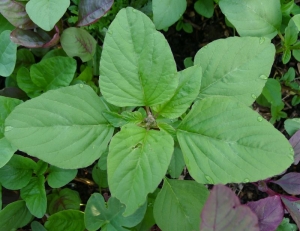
(289, 130, 300, 165)
(200, 185, 259, 231)
(272, 172, 300, 195)
(0, 0, 35, 29)
(0, 87, 27, 100)
(10, 26, 59, 48)
(281, 197, 300, 229)
(247, 196, 284, 231)
(77, 0, 114, 26)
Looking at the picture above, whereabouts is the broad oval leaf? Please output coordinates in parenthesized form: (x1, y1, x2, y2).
(201, 185, 259, 231)
(0, 96, 22, 167)
(177, 96, 293, 184)
(47, 166, 77, 188)
(152, 0, 187, 30)
(0, 30, 17, 77)
(44, 210, 85, 231)
(0, 0, 35, 29)
(30, 56, 76, 92)
(194, 36, 275, 106)
(20, 176, 47, 218)
(4, 85, 114, 169)
(281, 197, 300, 229)
(219, 0, 281, 39)
(108, 124, 174, 216)
(247, 196, 284, 231)
(77, 0, 114, 26)
(26, 0, 70, 31)
(10, 27, 60, 48)
(152, 65, 202, 119)
(289, 130, 300, 165)
(272, 173, 300, 195)
(99, 7, 178, 107)
(0, 200, 33, 230)
(61, 27, 97, 62)
(84, 193, 147, 231)
(285, 118, 300, 136)
(153, 178, 209, 231)
(0, 154, 36, 190)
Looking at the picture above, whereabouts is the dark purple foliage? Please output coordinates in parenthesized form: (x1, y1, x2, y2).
(77, 0, 114, 26)
(10, 26, 60, 48)
(289, 130, 300, 165)
(247, 196, 284, 231)
(281, 197, 300, 229)
(200, 185, 259, 231)
(0, 87, 27, 100)
(0, 0, 35, 29)
(271, 172, 300, 195)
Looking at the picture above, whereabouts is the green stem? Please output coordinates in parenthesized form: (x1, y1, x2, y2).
(278, 31, 285, 42)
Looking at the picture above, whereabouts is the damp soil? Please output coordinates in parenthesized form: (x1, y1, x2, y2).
(2, 3, 300, 231)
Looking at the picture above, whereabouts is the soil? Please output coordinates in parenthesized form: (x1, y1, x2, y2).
(1, 3, 300, 231)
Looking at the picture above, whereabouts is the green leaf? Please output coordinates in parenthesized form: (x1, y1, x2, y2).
(21, 176, 47, 218)
(219, 0, 282, 38)
(0, 184, 2, 210)
(153, 178, 209, 231)
(84, 193, 147, 231)
(282, 48, 291, 64)
(99, 7, 178, 107)
(60, 27, 97, 62)
(0, 96, 22, 167)
(47, 188, 81, 215)
(177, 96, 293, 184)
(34, 160, 48, 176)
(0, 30, 17, 77)
(262, 78, 282, 106)
(285, 19, 298, 46)
(152, 65, 202, 119)
(194, 37, 275, 106)
(292, 49, 300, 62)
(17, 67, 42, 98)
(108, 124, 174, 216)
(5, 85, 114, 169)
(152, 0, 187, 30)
(285, 118, 300, 136)
(276, 218, 297, 231)
(0, 200, 32, 230)
(167, 146, 185, 178)
(26, 0, 70, 31)
(92, 164, 108, 188)
(31, 221, 47, 231)
(44, 210, 85, 231)
(194, 0, 214, 18)
(47, 165, 77, 188)
(0, 14, 14, 34)
(30, 57, 76, 92)
(0, 154, 36, 190)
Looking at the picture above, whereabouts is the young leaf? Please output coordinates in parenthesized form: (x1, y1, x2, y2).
(285, 19, 298, 46)
(219, 0, 281, 38)
(44, 210, 85, 231)
(153, 178, 209, 231)
(152, 0, 187, 30)
(34, 160, 48, 176)
(0, 96, 22, 167)
(201, 185, 259, 231)
(272, 173, 300, 195)
(0, 200, 33, 230)
(289, 130, 300, 165)
(194, 0, 214, 18)
(47, 166, 77, 188)
(247, 196, 284, 231)
(282, 48, 291, 64)
(26, 0, 70, 31)
(30, 56, 76, 92)
(4, 85, 114, 169)
(261, 78, 282, 106)
(84, 193, 147, 231)
(99, 7, 178, 107)
(60, 27, 97, 62)
(281, 197, 300, 229)
(17, 67, 42, 98)
(152, 65, 202, 119)
(177, 96, 293, 184)
(47, 188, 81, 215)
(0, 30, 17, 77)
(92, 164, 108, 188)
(194, 36, 275, 106)
(285, 118, 300, 136)
(77, 0, 114, 26)
(0, 0, 35, 29)
(20, 176, 47, 218)
(276, 218, 297, 231)
(0, 154, 36, 190)
(31, 221, 47, 231)
(167, 146, 185, 178)
(108, 124, 174, 216)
